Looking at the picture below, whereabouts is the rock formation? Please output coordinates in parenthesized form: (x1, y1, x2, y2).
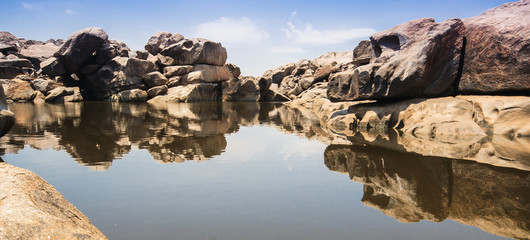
(0, 84, 14, 137)
(0, 162, 107, 239)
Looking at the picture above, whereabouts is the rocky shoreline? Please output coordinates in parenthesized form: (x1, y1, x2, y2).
(0, 0, 529, 239)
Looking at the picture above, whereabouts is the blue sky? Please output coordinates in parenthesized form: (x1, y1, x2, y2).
(1, 0, 512, 76)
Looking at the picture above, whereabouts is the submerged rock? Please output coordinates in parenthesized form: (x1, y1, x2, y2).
(0, 162, 107, 239)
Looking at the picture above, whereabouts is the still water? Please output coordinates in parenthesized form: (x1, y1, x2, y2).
(1, 102, 528, 240)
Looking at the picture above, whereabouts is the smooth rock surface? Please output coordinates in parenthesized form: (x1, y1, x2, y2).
(0, 162, 107, 239)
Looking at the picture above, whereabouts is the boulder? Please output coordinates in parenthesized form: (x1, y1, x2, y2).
(222, 76, 259, 102)
(39, 57, 65, 76)
(44, 87, 75, 102)
(313, 64, 334, 82)
(261, 63, 295, 85)
(111, 89, 148, 102)
(143, 71, 168, 88)
(30, 78, 62, 94)
(181, 64, 232, 84)
(95, 40, 130, 65)
(163, 65, 193, 78)
(0, 58, 34, 79)
(19, 43, 60, 61)
(0, 84, 15, 137)
(459, 1, 530, 94)
(0, 163, 107, 239)
(352, 40, 372, 65)
(225, 63, 241, 79)
(167, 76, 181, 88)
(63, 87, 83, 102)
(83, 57, 155, 100)
(148, 83, 220, 103)
(135, 50, 149, 60)
(145, 32, 184, 55)
(6, 80, 34, 102)
(160, 38, 227, 66)
(54, 27, 109, 74)
(31, 90, 45, 104)
(328, 18, 465, 101)
(0, 31, 21, 54)
(147, 85, 169, 98)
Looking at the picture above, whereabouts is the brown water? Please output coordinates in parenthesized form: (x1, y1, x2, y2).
(1, 102, 528, 240)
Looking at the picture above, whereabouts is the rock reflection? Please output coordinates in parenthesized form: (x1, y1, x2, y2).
(0, 102, 333, 170)
(324, 144, 530, 240)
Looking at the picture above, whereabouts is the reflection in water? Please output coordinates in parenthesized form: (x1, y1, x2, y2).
(0, 102, 330, 170)
(324, 144, 530, 239)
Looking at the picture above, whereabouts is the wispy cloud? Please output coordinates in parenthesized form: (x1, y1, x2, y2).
(21, 2, 34, 9)
(291, 11, 297, 17)
(270, 47, 305, 54)
(65, 9, 78, 15)
(193, 17, 269, 44)
(282, 22, 376, 45)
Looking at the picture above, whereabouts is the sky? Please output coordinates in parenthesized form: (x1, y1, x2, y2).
(0, 0, 513, 76)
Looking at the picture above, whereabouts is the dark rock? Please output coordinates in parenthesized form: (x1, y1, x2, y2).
(135, 50, 149, 60)
(95, 40, 130, 65)
(147, 85, 168, 98)
(0, 84, 15, 137)
(225, 63, 241, 79)
(328, 18, 465, 101)
(145, 32, 184, 55)
(352, 40, 372, 65)
(160, 38, 227, 66)
(83, 57, 155, 100)
(0, 32, 21, 54)
(30, 78, 62, 94)
(39, 57, 65, 76)
(54, 27, 109, 74)
(143, 71, 168, 88)
(222, 76, 259, 102)
(459, 1, 530, 94)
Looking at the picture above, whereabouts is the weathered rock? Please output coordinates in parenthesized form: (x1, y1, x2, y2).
(31, 90, 45, 104)
(135, 50, 149, 60)
(6, 80, 34, 102)
(0, 162, 107, 239)
(19, 43, 60, 59)
(167, 76, 181, 88)
(163, 65, 193, 78)
(39, 57, 65, 76)
(30, 78, 62, 94)
(313, 64, 334, 83)
(63, 87, 83, 102)
(0, 58, 33, 68)
(261, 63, 295, 85)
(156, 53, 175, 66)
(261, 89, 291, 102)
(95, 40, 130, 65)
(0, 84, 15, 137)
(312, 51, 353, 68)
(460, 1, 530, 94)
(45, 87, 75, 102)
(148, 83, 220, 103)
(328, 18, 465, 101)
(83, 57, 155, 100)
(111, 89, 148, 102)
(145, 32, 184, 55)
(54, 27, 109, 74)
(222, 76, 259, 102)
(225, 63, 241, 79)
(78, 64, 100, 75)
(143, 71, 168, 88)
(181, 64, 232, 84)
(0, 58, 34, 79)
(147, 85, 169, 98)
(0, 31, 21, 54)
(352, 40, 372, 65)
(160, 38, 227, 66)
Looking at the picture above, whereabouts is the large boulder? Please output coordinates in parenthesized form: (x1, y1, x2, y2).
(144, 32, 184, 55)
(0, 163, 107, 239)
(148, 83, 220, 103)
(54, 27, 109, 74)
(30, 78, 63, 94)
(19, 43, 61, 63)
(95, 40, 130, 65)
(83, 57, 156, 100)
(181, 64, 232, 84)
(0, 58, 34, 78)
(160, 38, 227, 66)
(352, 40, 372, 65)
(459, 1, 530, 94)
(39, 57, 65, 76)
(0, 84, 15, 137)
(6, 80, 34, 102)
(328, 18, 465, 101)
(0, 31, 21, 54)
(222, 76, 260, 102)
(143, 71, 168, 88)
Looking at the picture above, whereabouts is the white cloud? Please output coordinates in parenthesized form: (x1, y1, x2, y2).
(65, 9, 78, 15)
(193, 17, 269, 44)
(291, 11, 297, 17)
(21, 3, 34, 9)
(270, 47, 305, 54)
(282, 22, 376, 45)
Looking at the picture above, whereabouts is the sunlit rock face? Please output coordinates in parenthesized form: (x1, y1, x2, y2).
(0, 84, 14, 137)
(0, 162, 107, 239)
(324, 144, 530, 239)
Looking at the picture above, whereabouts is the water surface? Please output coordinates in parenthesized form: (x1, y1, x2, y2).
(1, 102, 527, 240)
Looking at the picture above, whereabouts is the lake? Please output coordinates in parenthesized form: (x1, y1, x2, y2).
(1, 102, 528, 240)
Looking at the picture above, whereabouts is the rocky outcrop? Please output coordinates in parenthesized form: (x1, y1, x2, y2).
(0, 84, 14, 137)
(54, 27, 108, 74)
(148, 83, 220, 103)
(0, 162, 107, 239)
(328, 18, 465, 101)
(159, 38, 227, 66)
(459, 0, 530, 94)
